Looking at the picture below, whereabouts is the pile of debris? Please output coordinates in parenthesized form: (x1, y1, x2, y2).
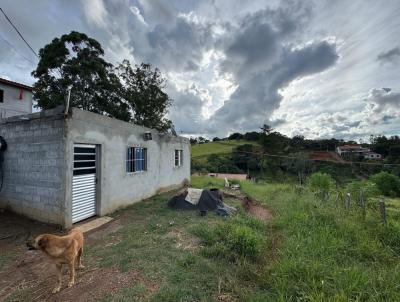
(168, 188, 236, 216)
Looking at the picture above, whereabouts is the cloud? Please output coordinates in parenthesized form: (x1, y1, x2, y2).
(377, 47, 400, 64)
(205, 4, 338, 135)
(146, 13, 217, 72)
(366, 87, 400, 113)
(166, 84, 207, 134)
(82, 0, 108, 28)
(1, 0, 400, 140)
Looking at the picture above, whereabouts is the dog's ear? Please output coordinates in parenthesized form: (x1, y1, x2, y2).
(38, 237, 48, 249)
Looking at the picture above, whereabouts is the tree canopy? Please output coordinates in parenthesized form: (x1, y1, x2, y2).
(32, 31, 172, 132)
(117, 60, 172, 132)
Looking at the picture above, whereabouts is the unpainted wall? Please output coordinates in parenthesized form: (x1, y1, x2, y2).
(0, 108, 66, 225)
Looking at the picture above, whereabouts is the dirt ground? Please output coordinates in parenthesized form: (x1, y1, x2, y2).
(222, 189, 273, 221)
(0, 212, 156, 302)
(0, 191, 272, 301)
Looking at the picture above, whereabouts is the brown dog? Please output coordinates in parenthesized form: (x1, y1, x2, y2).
(26, 228, 84, 293)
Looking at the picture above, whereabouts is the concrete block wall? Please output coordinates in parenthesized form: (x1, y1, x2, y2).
(0, 111, 66, 225)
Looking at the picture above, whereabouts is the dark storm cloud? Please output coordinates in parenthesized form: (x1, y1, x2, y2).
(146, 16, 216, 71)
(202, 2, 338, 135)
(377, 47, 400, 64)
(219, 2, 312, 79)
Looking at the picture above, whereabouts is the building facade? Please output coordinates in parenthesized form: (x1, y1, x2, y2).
(0, 78, 33, 118)
(0, 107, 190, 227)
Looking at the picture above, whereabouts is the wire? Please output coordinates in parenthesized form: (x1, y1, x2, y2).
(0, 33, 37, 64)
(0, 7, 38, 58)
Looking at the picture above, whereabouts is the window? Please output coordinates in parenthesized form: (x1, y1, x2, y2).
(0, 89, 4, 103)
(175, 150, 183, 167)
(126, 147, 147, 173)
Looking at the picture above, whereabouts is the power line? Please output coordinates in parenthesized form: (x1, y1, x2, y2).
(0, 33, 37, 64)
(0, 7, 38, 58)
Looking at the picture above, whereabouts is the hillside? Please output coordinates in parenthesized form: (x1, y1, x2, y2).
(191, 140, 258, 158)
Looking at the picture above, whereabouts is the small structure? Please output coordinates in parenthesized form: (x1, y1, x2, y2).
(0, 107, 190, 227)
(0, 78, 33, 119)
(208, 173, 248, 180)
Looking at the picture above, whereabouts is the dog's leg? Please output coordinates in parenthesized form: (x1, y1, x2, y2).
(52, 264, 62, 294)
(77, 247, 85, 269)
(68, 259, 75, 287)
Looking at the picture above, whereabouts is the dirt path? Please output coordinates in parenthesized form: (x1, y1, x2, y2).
(222, 189, 273, 221)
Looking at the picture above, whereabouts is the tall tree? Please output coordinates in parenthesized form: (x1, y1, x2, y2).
(32, 31, 130, 121)
(117, 60, 172, 132)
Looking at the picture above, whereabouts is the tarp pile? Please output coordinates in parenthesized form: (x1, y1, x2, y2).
(168, 188, 236, 216)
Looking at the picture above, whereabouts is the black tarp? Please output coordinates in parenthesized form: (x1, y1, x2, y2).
(168, 188, 223, 212)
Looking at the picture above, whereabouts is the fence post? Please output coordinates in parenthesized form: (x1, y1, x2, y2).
(345, 193, 351, 210)
(379, 198, 386, 224)
(360, 189, 366, 219)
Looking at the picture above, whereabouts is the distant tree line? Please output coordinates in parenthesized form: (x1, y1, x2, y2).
(192, 126, 400, 179)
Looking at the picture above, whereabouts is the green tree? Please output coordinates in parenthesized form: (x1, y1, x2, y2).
(117, 60, 172, 132)
(370, 171, 400, 197)
(32, 31, 130, 121)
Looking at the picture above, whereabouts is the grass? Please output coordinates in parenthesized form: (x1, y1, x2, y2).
(86, 188, 268, 301)
(238, 179, 400, 301)
(6, 175, 400, 301)
(191, 140, 258, 158)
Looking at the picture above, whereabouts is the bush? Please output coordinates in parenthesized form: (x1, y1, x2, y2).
(227, 225, 263, 258)
(307, 172, 335, 194)
(191, 217, 266, 261)
(344, 180, 380, 200)
(370, 172, 400, 197)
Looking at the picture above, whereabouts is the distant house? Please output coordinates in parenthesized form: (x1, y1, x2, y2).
(0, 78, 33, 119)
(336, 145, 382, 160)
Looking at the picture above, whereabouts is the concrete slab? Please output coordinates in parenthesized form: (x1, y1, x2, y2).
(75, 216, 113, 233)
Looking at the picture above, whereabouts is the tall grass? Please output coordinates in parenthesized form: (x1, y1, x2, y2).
(240, 180, 400, 301)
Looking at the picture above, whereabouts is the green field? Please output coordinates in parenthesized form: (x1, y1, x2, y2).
(191, 140, 258, 158)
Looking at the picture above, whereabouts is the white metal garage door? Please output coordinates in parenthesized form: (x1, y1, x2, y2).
(72, 144, 97, 223)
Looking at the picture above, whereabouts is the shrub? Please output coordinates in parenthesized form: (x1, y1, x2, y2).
(191, 218, 266, 261)
(344, 180, 380, 200)
(370, 172, 400, 197)
(307, 172, 335, 194)
(227, 225, 263, 258)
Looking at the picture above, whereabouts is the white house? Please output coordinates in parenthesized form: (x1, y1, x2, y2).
(336, 145, 382, 160)
(336, 145, 370, 156)
(0, 78, 33, 119)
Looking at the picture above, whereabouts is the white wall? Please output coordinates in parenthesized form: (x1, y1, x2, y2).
(0, 83, 32, 118)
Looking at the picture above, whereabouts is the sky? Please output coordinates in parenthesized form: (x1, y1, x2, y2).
(1, 0, 399, 140)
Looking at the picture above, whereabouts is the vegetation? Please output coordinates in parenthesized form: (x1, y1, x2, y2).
(370, 171, 400, 197)
(191, 126, 400, 180)
(117, 60, 172, 132)
(307, 172, 335, 194)
(32, 31, 172, 132)
(240, 179, 400, 301)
